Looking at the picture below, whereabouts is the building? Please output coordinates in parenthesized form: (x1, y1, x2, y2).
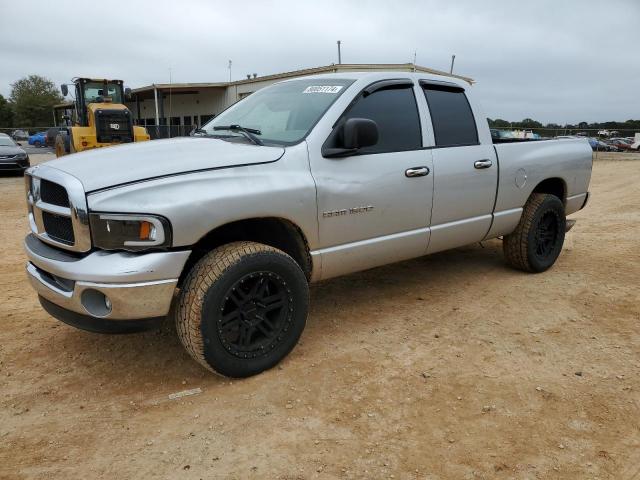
(126, 63, 473, 138)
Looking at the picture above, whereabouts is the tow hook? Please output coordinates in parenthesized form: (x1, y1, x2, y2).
(566, 219, 576, 232)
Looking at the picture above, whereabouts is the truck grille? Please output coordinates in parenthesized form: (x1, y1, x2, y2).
(42, 211, 75, 244)
(25, 167, 91, 252)
(95, 109, 133, 144)
(40, 179, 70, 207)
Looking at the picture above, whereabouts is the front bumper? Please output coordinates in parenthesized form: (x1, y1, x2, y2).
(0, 157, 29, 171)
(25, 234, 190, 322)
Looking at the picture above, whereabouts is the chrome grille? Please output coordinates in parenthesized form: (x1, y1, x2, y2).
(42, 211, 75, 244)
(25, 165, 91, 252)
(40, 179, 70, 207)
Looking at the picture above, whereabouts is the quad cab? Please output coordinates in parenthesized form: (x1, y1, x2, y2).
(25, 72, 592, 378)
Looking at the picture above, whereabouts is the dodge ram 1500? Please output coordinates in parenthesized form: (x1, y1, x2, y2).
(24, 71, 592, 377)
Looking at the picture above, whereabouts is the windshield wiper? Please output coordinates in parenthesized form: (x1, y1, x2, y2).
(190, 128, 208, 136)
(213, 124, 263, 146)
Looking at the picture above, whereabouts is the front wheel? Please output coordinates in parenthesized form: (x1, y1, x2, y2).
(503, 193, 566, 273)
(175, 241, 309, 377)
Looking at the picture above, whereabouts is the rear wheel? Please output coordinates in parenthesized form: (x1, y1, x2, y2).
(175, 241, 309, 377)
(503, 193, 566, 273)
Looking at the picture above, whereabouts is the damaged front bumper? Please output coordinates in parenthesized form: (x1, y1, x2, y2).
(24, 234, 190, 330)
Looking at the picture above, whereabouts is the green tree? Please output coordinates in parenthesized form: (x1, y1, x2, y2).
(488, 118, 511, 128)
(10, 75, 63, 127)
(517, 118, 543, 129)
(0, 94, 13, 128)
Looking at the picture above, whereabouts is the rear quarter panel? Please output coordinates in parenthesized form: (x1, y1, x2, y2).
(485, 138, 592, 239)
(494, 138, 592, 211)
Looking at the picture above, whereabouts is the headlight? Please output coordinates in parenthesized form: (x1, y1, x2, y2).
(89, 213, 172, 251)
(16, 152, 27, 159)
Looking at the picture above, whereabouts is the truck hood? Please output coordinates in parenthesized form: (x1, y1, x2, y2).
(49, 137, 285, 192)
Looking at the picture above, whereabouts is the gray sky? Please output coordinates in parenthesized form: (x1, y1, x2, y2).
(1, 0, 638, 124)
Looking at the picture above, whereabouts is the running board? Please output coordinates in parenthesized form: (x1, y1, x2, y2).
(566, 219, 576, 232)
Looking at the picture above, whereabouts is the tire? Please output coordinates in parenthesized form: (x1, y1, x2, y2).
(34, 140, 42, 147)
(55, 135, 67, 158)
(175, 241, 309, 377)
(503, 193, 566, 273)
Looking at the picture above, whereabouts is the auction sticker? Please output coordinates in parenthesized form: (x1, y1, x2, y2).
(303, 85, 343, 94)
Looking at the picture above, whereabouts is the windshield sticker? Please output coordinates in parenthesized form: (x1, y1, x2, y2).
(303, 85, 343, 94)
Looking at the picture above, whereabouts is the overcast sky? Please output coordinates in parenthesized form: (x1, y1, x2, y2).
(1, 0, 638, 124)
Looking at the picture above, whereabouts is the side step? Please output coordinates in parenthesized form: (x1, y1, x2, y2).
(566, 219, 576, 232)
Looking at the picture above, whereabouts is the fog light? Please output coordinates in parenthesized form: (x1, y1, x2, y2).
(81, 289, 112, 317)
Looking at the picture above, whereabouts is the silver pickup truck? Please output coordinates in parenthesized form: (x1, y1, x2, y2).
(24, 72, 592, 377)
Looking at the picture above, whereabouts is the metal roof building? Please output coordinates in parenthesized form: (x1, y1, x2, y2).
(126, 63, 474, 137)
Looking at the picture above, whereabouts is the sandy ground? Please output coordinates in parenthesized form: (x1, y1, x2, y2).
(1, 155, 639, 480)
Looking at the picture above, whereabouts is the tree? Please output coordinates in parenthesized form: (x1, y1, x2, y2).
(0, 94, 13, 128)
(10, 75, 63, 127)
(517, 118, 543, 129)
(487, 118, 511, 128)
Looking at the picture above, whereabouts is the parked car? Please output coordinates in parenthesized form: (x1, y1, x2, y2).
(11, 129, 29, 141)
(23, 72, 593, 378)
(586, 137, 613, 151)
(0, 134, 30, 173)
(28, 132, 47, 147)
(606, 138, 633, 151)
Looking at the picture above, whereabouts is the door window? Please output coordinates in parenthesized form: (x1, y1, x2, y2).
(422, 84, 478, 147)
(340, 85, 422, 154)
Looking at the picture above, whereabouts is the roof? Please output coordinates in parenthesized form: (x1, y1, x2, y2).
(53, 101, 75, 109)
(130, 63, 474, 95)
(131, 82, 228, 94)
(230, 63, 474, 86)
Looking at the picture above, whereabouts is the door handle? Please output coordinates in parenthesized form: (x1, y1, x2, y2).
(405, 166, 430, 177)
(474, 159, 493, 169)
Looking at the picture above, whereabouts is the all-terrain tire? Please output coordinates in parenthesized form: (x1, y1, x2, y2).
(503, 193, 566, 273)
(175, 241, 309, 377)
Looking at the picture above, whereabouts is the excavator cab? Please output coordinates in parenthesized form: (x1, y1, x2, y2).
(55, 78, 149, 157)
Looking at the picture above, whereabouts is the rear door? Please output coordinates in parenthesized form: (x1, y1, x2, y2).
(421, 81, 498, 254)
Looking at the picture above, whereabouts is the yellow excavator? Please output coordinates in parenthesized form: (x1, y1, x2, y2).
(55, 78, 149, 157)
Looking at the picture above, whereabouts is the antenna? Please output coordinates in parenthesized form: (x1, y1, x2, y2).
(337, 40, 342, 64)
(168, 67, 173, 138)
(228, 60, 232, 82)
(413, 51, 417, 71)
(449, 54, 456, 74)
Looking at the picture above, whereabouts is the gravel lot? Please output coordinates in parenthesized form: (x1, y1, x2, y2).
(1, 154, 639, 479)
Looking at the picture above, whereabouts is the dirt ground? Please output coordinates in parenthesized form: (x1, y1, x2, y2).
(1, 156, 639, 479)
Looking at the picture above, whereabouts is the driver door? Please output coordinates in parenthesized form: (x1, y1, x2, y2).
(308, 80, 434, 280)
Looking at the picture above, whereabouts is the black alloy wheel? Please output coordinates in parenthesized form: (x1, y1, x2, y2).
(217, 271, 293, 359)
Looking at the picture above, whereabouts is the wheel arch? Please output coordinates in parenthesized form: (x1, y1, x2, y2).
(531, 177, 567, 205)
(178, 217, 313, 286)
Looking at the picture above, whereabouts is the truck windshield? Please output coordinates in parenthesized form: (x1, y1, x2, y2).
(202, 78, 354, 145)
(83, 82, 123, 104)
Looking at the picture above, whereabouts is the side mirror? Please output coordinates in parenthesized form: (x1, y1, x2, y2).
(16, 142, 22, 146)
(61, 84, 68, 96)
(342, 118, 379, 150)
(323, 118, 379, 158)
